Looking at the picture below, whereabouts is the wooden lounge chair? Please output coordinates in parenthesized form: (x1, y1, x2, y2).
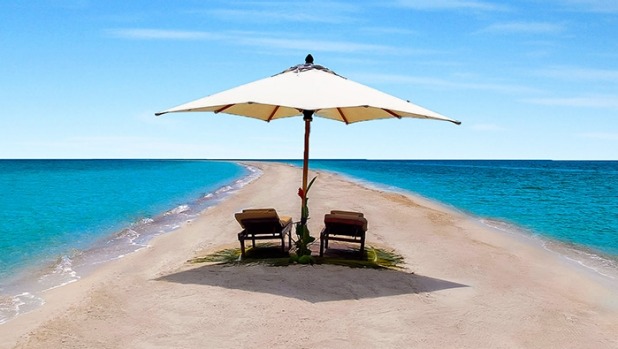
(319, 210, 368, 259)
(235, 208, 293, 258)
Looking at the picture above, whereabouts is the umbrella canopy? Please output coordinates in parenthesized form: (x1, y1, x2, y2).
(156, 55, 460, 240)
(156, 59, 460, 126)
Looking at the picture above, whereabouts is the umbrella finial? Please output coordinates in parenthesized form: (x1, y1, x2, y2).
(305, 54, 314, 64)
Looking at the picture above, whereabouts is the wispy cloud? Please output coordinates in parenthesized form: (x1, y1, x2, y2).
(524, 95, 618, 109)
(394, 0, 508, 11)
(236, 36, 395, 54)
(204, 8, 355, 24)
(107, 28, 414, 55)
(14, 136, 230, 159)
(578, 132, 618, 141)
(107, 29, 224, 40)
(535, 66, 618, 82)
(50, 0, 91, 10)
(190, 1, 361, 24)
(356, 73, 542, 94)
(359, 26, 419, 36)
(478, 21, 565, 35)
(559, 0, 618, 13)
(470, 123, 506, 131)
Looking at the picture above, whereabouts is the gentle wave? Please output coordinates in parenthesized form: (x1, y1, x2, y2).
(0, 163, 261, 325)
(285, 160, 618, 284)
(165, 205, 190, 215)
(0, 292, 45, 325)
(479, 217, 618, 281)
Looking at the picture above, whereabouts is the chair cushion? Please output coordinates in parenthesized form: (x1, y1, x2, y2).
(235, 208, 291, 228)
(324, 213, 368, 231)
(330, 210, 364, 218)
(278, 215, 293, 227)
(242, 208, 277, 215)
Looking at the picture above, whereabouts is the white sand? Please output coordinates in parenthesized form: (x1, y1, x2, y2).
(1, 162, 617, 348)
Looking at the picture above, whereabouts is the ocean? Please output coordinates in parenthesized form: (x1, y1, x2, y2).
(1, 159, 617, 323)
(0, 160, 255, 323)
(282, 159, 618, 277)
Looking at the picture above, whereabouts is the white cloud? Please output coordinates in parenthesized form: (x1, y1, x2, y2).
(524, 95, 618, 109)
(470, 123, 505, 131)
(535, 66, 618, 82)
(107, 28, 407, 55)
(356, 73, 542, 94)
(359, 27, 419, 36)
(9, 136, 228, 159)
(189, 1, 361, 24)
(559, 0, 618, 13)
(205, 9, 354, 24)
(49, 0, 90, 10)
(137, 111, 181, 126)
(236, 36, 395, 54)
(394, 0, 507, 11)
(107, 29, 223, 40)
(578, 132, 618, 141)
(479, 21, 565, 35)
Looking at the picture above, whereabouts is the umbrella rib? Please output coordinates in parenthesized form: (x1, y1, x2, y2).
(336, 107, 350, 124)
(267, 106, 280, 122)
(215, 104, 235, 113)
(384, 109, 403, 119)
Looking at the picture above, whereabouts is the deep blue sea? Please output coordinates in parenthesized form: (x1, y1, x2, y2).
(282, 159, 618, 268)
(0, 160, 253, 323)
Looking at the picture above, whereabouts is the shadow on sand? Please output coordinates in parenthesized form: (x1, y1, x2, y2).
(156, 262, 468, 303)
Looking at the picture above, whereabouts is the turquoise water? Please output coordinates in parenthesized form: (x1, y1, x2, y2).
(0, 160, 247, 291)
(282, 160, 618, 258)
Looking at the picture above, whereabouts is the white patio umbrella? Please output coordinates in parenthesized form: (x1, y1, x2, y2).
(156, 55, 461, 227)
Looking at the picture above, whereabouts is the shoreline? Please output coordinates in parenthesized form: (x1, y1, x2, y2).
(0, 163, 261, 325)
(1, 161, 617, 348)
(282, 162, 618, 285)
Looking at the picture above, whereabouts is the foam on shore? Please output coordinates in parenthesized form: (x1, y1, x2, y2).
(0, 164, 261, 325)
(299, 163, 618, 286)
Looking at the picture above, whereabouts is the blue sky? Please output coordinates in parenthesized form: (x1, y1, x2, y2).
(1, 0, 617, 160)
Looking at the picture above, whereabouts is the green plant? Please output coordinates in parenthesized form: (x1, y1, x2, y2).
(190, 245, 405, 270)
(293, 176, 317, 263)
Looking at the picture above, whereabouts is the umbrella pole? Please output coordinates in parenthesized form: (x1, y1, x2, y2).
(301, 110, 314, 225)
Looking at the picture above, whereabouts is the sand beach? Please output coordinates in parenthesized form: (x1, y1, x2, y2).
(1, 162, 617, 348)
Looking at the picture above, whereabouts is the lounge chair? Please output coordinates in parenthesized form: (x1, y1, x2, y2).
(235, 208, 293, 258)
(319, 210, 368, 259)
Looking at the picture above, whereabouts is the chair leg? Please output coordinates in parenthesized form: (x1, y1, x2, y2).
(288, 232, 292, 251)
(240, 238, 246, 258)
(281, 235, 285, 253)
(359, 234, 365, 260)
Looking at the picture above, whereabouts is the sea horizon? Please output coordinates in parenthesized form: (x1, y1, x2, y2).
(2, 158, 618, 161)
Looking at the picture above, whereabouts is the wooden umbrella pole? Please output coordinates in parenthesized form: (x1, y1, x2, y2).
(301, 110, 314, 224)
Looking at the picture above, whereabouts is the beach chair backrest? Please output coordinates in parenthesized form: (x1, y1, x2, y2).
(330, 210, 364, 218)
(235, 208, 280, 229)
(324, 212, 368, 232)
